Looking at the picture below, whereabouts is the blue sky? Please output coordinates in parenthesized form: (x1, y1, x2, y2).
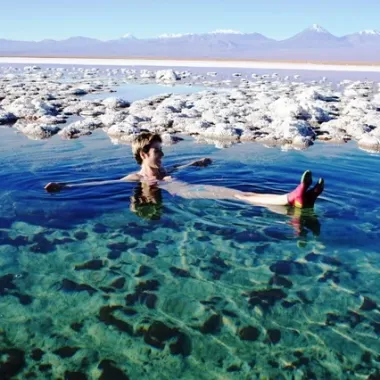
(1, 0, 379, 40)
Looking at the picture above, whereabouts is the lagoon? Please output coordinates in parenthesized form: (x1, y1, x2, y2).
(1, 69, 380, 379)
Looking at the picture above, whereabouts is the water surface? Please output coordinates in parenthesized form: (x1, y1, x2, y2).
(1, 89, 380, 379)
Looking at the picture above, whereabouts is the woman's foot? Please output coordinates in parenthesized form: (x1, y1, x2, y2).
(287, 170, 313, 208)
(303, 178, 324, 208)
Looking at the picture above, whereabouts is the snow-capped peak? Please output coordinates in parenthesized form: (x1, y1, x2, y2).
(359, 29, 380, 35)
(157, 33, 193, 38)
(157, 30, 246, 38)
(308, 24, 329, 33)
(122, 33, 136, 39)
(209, 29, 244, 35)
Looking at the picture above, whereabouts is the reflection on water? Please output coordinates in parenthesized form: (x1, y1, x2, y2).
(1, 127, 380, 379)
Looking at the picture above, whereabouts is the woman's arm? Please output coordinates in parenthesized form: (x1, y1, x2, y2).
(44, 173, 141, 192)
(166, 158, 212, 174)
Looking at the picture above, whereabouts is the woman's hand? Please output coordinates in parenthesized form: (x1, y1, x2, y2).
(192, 158, 212, 167)
(44, 182, 66, 192)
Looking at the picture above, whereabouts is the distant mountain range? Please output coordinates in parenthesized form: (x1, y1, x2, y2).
(1, 25, 380, 62)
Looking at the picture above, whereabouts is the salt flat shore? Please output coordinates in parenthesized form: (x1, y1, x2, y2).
(1, 63, 380, 153)
(2, 56, 380, 72)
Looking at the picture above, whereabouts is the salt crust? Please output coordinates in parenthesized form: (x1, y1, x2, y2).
(0, 66, 380, 151)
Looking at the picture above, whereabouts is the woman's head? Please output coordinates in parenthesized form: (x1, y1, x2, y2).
(132, 132, 163, 167)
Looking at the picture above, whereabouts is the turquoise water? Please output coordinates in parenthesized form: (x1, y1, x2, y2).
(1, 105, 380, 378)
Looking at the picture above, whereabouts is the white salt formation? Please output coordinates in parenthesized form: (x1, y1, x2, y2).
(0, 65, 380, 152)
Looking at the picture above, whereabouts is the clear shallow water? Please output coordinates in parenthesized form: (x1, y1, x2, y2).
(1, 129, 380, 377)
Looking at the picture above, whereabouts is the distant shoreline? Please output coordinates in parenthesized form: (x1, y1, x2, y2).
(1, 56, 380, 72)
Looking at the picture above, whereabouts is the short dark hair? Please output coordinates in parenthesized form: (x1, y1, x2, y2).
(132, 132, 162, 165)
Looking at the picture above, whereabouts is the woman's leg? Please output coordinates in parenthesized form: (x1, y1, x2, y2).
(235, 170, 324, 208)
(235, 192, 290, 206)
(161, 171, 323, 208)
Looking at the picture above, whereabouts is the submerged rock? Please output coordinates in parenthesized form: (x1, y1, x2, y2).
(60, 279, 97, 295)
(135, 265, 151, 277)
(238, 326, 260, 341)
(125, 280, 160, 309)
(31, 349, 45, 361)
(248, 288, 287, 310)
(199, 314, 223, 334)
(30, 233, 55, 254)
(144, 321, 177, 349)
(73, 231, 88, 240)
(143, 320, 190, 355)
(53, 346, 79, 358)
(268, 275, 293, 288)
(267, 329, 281, 344)
(98, 360, 129, 380)
(0, 348, 26, 379)
(110, 277, 126, 289)
(169, 266, 191, 278)
(99, 306, 134, 335)
(360, 296, 377, 311)
(64, 371, 88, 380)
(0, 274, 16, 295)
(269, 260, 312, 276)
(74, 259, 104, 271)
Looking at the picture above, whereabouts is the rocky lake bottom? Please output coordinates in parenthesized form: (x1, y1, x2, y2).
(1, 65, 380, 379)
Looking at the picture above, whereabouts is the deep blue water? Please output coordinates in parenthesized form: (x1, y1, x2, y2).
(1, 92, 380, 378)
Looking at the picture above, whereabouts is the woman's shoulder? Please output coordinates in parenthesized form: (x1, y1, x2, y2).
(120, 173, 142, 181)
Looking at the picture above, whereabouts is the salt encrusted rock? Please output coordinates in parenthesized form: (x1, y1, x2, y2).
(194, 135, 234, 149)
(342, 98, 374, 115)
(106, 123, 141, 138)
(62, 104, 82, 115)
(37, 115, 67, 125)
(62, 100, 101, 115)
(201, 109, 225, 124)
(99, 110, 129, 127)
(67, 87, 88, 96)
(102, 97, 130, 109)
(291, 135, 314, 149)
(58, 126, 92, 139)
(140, 70, 155, 79)
(178, 70, 191, 79)
(4, 74, 17, 81)
(0, 110, 17, 124)
(5, 97, 58, 119)
(155, 70, 179, 83)
(307, 106, 332, 123)
(272, 119, 315, 141)
(160, 132, 183, 145)
(80, 106, 106, 117)
(14, 120, 60, 139)
(358, 134, 380, 152)
(182, 120, 212, 134)
(229, 89, 248, 100)
(65, 118, 103, 133)
(199, 123, 240, 140)
(372, 93, 380, 106)
(269, 98, 310, 120)
(180, 107, 201, 118)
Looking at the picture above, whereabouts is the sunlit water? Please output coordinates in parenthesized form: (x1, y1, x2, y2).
(1, 84, 380, 379)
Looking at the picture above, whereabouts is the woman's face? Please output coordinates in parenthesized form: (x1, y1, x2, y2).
(143, 141, 164, 169)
